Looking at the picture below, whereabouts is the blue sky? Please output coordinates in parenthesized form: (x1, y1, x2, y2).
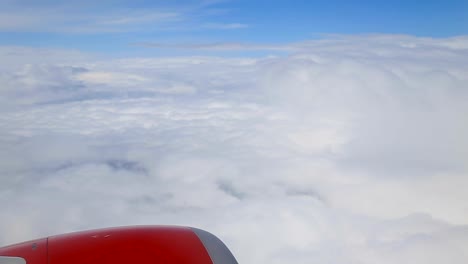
(0, 0, 467, 54)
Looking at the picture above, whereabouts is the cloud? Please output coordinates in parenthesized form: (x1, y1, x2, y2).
(135, 41, 291, 52)
(202, 23, 249, 29)
(75, 71, 150, 86)
(137, 35, 468, 53)
(1, 35, 468, 263)
(0, 9, 183, 33)
(0, 1, 241, 33)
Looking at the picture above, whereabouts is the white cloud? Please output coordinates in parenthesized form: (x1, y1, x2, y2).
(0, 1, 246, 33)
(0, 9, 183, 33)
(202, 23, 249, 29)
(1, 35, 468, 263)
(136, 41, 292, 52)
(76, 71, 150, 86)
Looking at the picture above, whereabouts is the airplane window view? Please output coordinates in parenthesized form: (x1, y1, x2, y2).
(1, 1, 467, 263)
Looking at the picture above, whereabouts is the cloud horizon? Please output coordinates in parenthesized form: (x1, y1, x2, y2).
(1, 34, 468, 264)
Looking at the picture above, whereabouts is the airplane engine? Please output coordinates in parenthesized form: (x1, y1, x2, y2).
(0, 226, 238, 264)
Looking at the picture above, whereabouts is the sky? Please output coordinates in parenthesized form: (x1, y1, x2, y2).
(1, 0, 467, 53)
(1, 1, 468, 264)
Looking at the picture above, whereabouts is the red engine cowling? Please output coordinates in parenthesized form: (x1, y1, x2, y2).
(0, 226, 238, 264)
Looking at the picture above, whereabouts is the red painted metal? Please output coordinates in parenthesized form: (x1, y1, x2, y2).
(0, 226, 214, 264)
(0, 238, 47, 264)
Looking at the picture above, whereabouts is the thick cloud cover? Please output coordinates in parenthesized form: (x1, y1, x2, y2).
(1, 35, 468, 263)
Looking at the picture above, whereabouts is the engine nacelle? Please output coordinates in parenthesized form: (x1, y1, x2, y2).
(0, 226, 238, 264)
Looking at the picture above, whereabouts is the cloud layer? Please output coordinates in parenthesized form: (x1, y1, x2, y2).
(1, 35, 468, 264)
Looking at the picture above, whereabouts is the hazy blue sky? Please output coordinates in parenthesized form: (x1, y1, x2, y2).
(1, 0, 467, 53)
